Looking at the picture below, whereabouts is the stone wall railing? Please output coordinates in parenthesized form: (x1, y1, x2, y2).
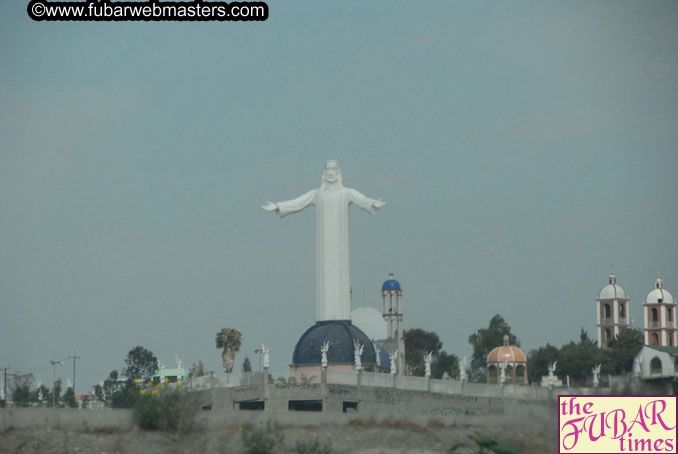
(324, 369, 602, 401)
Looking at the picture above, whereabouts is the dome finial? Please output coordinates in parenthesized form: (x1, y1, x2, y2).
(609, 273, 616, 285)
(503, 335, 509, 346)
(656, 278, 663, 289)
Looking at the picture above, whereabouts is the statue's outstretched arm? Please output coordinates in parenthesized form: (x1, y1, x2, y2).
(262, 190, 317, 218)
(262, 202, 278, 212)
(346, 188, 385, 215)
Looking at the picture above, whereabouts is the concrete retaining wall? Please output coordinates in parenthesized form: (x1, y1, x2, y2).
(0, 408, 134, 432)
(190, 381, 556, 425)
(0, 404, 556, 433)
(395, 375, 429, 392)
(1, 372, 589, 433)
(360, 371, 393, 387)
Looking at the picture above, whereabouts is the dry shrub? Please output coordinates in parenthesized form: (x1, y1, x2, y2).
(347, 416, 421, 431)
(380, 417, 420, 431)
(426, 418, 445, 429)
(346, 417, 378, 428)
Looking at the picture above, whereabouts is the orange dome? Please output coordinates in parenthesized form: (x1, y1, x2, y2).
(487, 335, 526, 364)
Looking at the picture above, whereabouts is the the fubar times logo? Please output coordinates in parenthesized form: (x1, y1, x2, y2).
(559, 395, 677, 453)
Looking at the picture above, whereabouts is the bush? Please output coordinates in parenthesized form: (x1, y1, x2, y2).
(467, 433, 522, 454)
(492, 443, 522, 454)
(448, 443, 466, 453)
(111, 380, 137, 409)
(346, 417, 378, 428)
(134, 390, 187, 431)
(241, 421, 284, 454)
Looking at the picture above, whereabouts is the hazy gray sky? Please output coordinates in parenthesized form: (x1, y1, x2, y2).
(2, 1, 677, 390)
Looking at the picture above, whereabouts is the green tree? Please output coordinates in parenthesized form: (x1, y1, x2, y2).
(526, 343, 559, 384)
(100, 369, 136, 408)
(102, 370, 119, 401)
(403, 329, 459, 378)
(404, 329, 442, 376)
(605, 329, 643, 375)
(64, 386, 78, 408)
(123, 346, 158, 382)
(432, 350, 459, 379)
(468, 315, 519, 381)
(242, 356, 252, 373)
(34, 384, 50, 404)
(557, 329, 604, 386)
(11, 373, 34, 407)
(110, 379, 136, 409)
(46, 378, 63, 407)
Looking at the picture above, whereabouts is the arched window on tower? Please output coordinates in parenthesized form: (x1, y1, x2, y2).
(650, 357, 662, 375)
(667, 308, 673, 323)
(604, 304, 611, 319)
(619, 304, 625, 319)
(651, 308, 659, 327)
(605, 329, 611, 342)
(669, 333, 674, 347)
(651, 332, 659, 346)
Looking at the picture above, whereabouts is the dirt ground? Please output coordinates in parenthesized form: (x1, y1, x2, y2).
(0, 419, 557, 454)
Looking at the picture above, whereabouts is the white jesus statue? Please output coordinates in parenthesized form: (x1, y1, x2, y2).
(263, 160, 385, 321)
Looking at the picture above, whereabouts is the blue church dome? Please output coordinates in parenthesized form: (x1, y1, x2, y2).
(382, 273, 401, 291)
(292, 320, 377, 366)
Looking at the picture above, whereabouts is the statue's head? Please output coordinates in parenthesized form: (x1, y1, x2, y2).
(322, 160, 343, 187)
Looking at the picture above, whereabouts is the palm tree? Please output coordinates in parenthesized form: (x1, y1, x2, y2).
(215, 328, 242, 375)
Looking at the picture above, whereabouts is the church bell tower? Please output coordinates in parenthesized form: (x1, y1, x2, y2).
(382, 274, 405, 374)
(643, 278, 676, 346)
(596, 274, 630, 349)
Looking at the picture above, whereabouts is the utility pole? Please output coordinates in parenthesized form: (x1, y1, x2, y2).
(50, 361, 63, 408)
(67, 355, 80, 396)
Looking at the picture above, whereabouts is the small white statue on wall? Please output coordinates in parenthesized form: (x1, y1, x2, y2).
(592, 364, 601, 388)
(354, 340, 364, 371)
(261, 343, 270, 370)
(459, 356, 467, 382)
(424, 351, 433, 378)
(390, 349, 399, 375)
(321, 341, 330, 368)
